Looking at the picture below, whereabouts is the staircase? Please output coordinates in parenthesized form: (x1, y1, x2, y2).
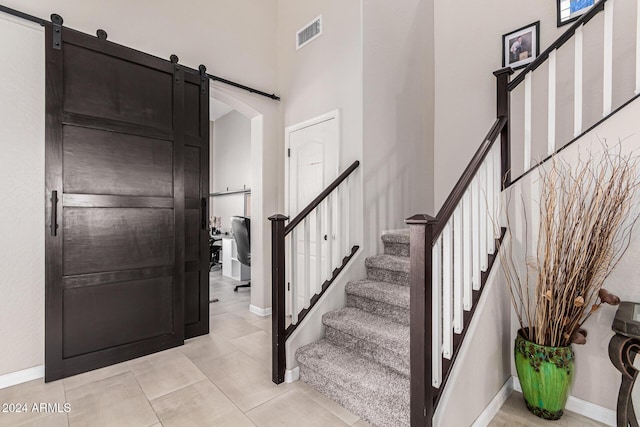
(270, 1, 640, 425)
(296, 230, 411, 427)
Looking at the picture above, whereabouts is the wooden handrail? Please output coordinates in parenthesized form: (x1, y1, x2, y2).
(432, 116, 507, 242)
(508, 0, 607, 90)
(284, 160, 360, 236)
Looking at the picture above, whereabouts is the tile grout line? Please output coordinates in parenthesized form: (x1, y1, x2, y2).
(62, 379, 70, 427)
(126, 363, 162, 426)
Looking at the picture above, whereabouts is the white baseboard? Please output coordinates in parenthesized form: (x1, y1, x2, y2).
(471, 377, 514, 427)
(0, 365, 44, 390)
(285, 366, 299, 383)
(249, 305, 272, 317)
(512, 377, 616, 426)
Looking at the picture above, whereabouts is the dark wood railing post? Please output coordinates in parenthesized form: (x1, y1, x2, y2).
(269, 213, 288, 384)
(494, 67, 514, 189)
(406, 214, 437, 427)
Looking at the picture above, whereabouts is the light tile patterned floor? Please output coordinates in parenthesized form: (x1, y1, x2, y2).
(0, 271, 368, 427)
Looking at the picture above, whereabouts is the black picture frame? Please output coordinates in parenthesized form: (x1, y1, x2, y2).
(557, 0, 596, 27)
(502, 21, 540, 70)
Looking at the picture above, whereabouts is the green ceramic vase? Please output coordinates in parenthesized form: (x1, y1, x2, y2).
(514, 329, 575, 420)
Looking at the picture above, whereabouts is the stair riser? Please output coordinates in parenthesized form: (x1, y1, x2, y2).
(383, 242, 409, 257)
(299, 364, 409, 427)
(346, 294, 409, 326)
(325, 327, 409, 377)
(366, 266, 409, 286)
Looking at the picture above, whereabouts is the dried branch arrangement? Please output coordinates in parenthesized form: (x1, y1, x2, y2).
(500, 147, 640, 347)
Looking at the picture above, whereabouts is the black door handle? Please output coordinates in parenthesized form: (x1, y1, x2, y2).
(50, 191, 58, 236)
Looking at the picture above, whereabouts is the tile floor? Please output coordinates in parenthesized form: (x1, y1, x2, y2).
(0, 271, 368, 427)
(489, 392, 607, 426)
(0, 272, 610, 426)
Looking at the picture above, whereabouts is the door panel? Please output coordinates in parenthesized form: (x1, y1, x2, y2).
(183, 78, 210, 339)
(63, 127, 173, 197)
(45, 23, 209, 381)
(185, 146, 201, 199)
(184, 82, 201, 137)
(185, 209, 200, 261)
(62, 208, 174, 276)
(63, 43, 173, 130)
(62, 276, 174, 358)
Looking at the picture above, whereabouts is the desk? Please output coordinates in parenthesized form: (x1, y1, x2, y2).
(221, 237, 250, 281)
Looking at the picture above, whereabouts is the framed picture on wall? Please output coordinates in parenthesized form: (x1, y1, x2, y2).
(557, 0, 595, 26)
(502, 21, 540, 70)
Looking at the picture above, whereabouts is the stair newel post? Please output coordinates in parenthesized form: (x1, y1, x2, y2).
(406, 214, 438, 427)
(494, 67, 514, 189)
(269, 214, 289, 384)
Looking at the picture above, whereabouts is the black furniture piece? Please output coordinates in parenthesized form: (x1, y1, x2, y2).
(209, 234, 222, 271)
(231, 216, 251, 292)
(609, 301, 640, 427)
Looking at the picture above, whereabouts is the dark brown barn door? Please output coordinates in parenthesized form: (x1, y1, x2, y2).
(183, 67, 210, 339)
(44, 20, 209, 381)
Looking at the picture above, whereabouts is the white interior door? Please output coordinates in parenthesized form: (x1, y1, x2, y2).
(285, 112, 339, 319)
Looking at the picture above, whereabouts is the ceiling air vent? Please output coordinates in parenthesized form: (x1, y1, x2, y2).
(296, 15, 322, 50)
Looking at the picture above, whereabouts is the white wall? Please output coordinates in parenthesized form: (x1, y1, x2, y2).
(433, 0, 638, 208)
(362, 0, 435, 255)
(433, 0, 563, 209)
(2, 0, 278, 92)
(212, 110, 252, 234)
(277, 0, 363, 171)
(0, 14, 45, 377)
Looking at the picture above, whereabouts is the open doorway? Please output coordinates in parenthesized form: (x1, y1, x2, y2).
(208, 98, 253, 309)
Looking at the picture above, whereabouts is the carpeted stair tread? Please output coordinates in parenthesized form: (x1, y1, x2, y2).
(322, 307, 409, 358)
(365, 254, 410, 273)
(296, 340, 409, 426)
(365, 254, 410, 285)
(381, 229, 410, 245)
(346, 280, 410, 309)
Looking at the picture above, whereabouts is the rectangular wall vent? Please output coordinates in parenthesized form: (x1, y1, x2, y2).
(296, 15, 322, 50)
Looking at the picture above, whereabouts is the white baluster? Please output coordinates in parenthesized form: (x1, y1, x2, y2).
(479, 163, 488, 271)
(326, 192, 333, 277)
(548, 49, 557, 155)
(285, 234, 292, 317)
(316, 205, 323, 294)
(344, 177, 351, 256)
(462, 189, 472, 311)
(603, 0, 614, 116)
(291, 228, 298, 324)
(574, 24, 584, 137)
(303, 217, 311, 309)
(453, 205, 464, 334)
(493, 142, 502, 239)
(636, 0, 640, 95)
(442, 221, 453, 359)
(486, 154, 495, 256)
(334, 187, 342, 268)
(524, 71, 533, 170)
(432, 236, 443, 388)
(471, 176, 481, 290)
